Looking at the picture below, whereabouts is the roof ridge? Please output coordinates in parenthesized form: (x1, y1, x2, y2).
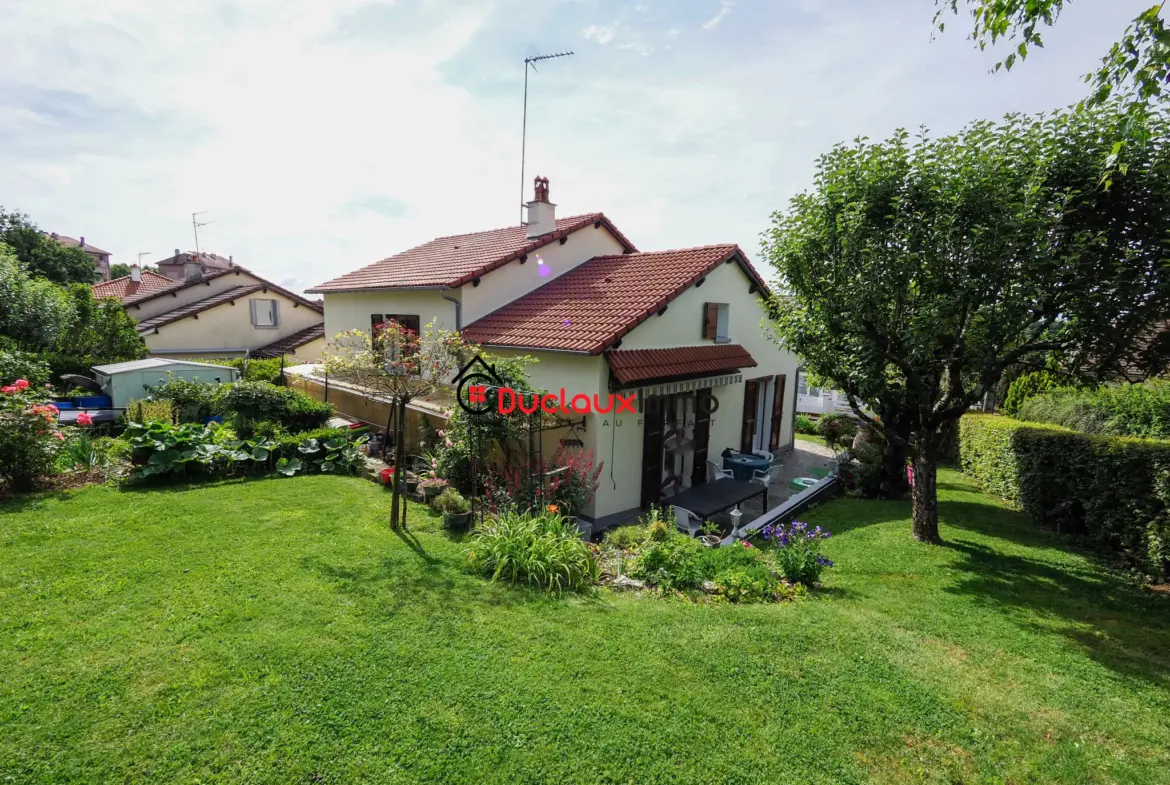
(429, 212, 601, 242)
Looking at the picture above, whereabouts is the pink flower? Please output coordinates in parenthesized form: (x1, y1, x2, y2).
(445, 438, 453, 448)
(742, 541, 753, 548)
(46, 403, 58, 414)
(77, 412, 94, 426)
(13, 379, 29, 390)
(52, 432, 64, 441)
(1, 386, 16, 394)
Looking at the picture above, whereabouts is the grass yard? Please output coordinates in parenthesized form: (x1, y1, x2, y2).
(2, 472, 1169, 784)
(796, 432, 828, 447)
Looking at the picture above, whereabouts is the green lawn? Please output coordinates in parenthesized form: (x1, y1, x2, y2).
(2, 472, 1168, 784)
(796, 432, 827, 446)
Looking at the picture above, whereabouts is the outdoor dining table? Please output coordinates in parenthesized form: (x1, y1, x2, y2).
(666, 478, 768, 522)
(722, 451, 770, 482)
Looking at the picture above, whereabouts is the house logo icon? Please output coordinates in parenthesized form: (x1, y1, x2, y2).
(453, 355, 504, 416)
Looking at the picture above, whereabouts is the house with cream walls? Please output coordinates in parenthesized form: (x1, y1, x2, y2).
(93, 262, 325, 361)
(308, 178, 800, 528)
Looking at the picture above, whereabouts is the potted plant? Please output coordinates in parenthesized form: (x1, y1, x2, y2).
(433, 487, 471, 530)
(403, 471, 420, 494)
(419, 475, 448, 502)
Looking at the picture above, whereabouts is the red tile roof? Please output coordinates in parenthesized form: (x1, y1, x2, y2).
(92, 270, 176, 301)
(462, 245, 768, 354)
(606, 345, 758, 385)
(120, 267, 323, 313)
(135, 285, 265, 333)
(252, 324, 326, 358)
(305, 214, 637, 292)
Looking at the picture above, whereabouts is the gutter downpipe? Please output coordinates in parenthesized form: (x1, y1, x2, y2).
(440, 287, 462, 331)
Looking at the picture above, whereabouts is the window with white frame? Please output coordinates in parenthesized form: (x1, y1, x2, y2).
(250, 298, 280, 328)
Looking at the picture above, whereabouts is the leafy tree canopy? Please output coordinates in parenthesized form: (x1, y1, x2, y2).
(65, 285, 147, 363)
(935, 1, 1169, 109)
(0, 243, 78, 350)
(0, 208, 97, 285)
(763, 103, 1170, 543)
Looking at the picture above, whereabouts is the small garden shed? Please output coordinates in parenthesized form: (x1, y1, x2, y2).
(92, 358, 240, 408)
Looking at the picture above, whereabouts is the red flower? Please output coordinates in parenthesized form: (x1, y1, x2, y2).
(52, 432, 65, 441)
(1, 386, 16, 394)
(13, 379, 29, 390)
(77, 412, 94, 426)
(742, 541, 753, 548)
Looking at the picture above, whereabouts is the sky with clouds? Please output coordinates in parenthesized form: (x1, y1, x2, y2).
(0, 0, 1153, 293)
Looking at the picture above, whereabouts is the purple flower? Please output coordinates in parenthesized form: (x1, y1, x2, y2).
(816, 556, 835, 567)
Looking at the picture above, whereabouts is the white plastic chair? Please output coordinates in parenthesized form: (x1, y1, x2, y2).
(672, 506, 702, 537)
(751, 467, 773, 487)
(707, 460, 734, 483)
(752, 449, 775, 464)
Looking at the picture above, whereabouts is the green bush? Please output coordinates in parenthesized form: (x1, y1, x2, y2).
(1017, 380, 1170, 440)
(465, 511, 598, 592)
(150, 376, 224, 423)
(816, 413, 858, 451)
(193, 356, 299, 384)
(218, 381, 332, 437)
(0, 384, 65, 490)
(795, 413, 818, 435)
(0, 351, 50, 389)
(123, 398, 176, 425)
(1002, 371, 1061, 417)
(629, 531, 792, 601)
(960, 414, 1170, 578)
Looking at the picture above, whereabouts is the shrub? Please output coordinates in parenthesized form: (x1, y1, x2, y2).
(151, 376, 223, 423)
(0, 380, 65, 490)
(604, 523, 652, 551)
(760, 520, 834, 585)
(195, 356, 299, 384)
(0, 351, 50, 389)
(546, 447, 603, 516)
(1002, 371, 1061, 417)
(1017, 380, 1170, 440)
(816, 413, 858, 451)
(465, 510, 598, 592)
(795, 413, 818, 435)
(960, 414, 1170, 578)
(631, 531, 709, 590)
(433, 487, 470, 514)
(218, 381, 332, 437)
(123, 398, 177, 425)
(59, 432, 129, 480)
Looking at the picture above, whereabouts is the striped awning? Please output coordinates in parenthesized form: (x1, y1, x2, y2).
(639, 372, 743, 397)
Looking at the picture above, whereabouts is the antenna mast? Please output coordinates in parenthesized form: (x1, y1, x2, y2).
(192, 211, 213, 256)
(521, 50, 574, 224)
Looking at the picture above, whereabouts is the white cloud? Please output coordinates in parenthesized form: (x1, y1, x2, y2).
(583, 24, 615, 45)
(0, 0, 1156, 295)
(701, 0, 734, 31)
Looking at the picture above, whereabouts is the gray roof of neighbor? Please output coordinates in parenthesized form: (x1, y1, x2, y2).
(92, 358, 235, 374)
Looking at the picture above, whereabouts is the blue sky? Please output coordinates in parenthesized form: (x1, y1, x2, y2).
(0, 0, 1153, 293)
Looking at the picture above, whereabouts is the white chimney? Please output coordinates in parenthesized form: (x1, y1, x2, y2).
(184, 261, 202, 282)
(130, 264, 142, 282)
(525, 176, 556, 239)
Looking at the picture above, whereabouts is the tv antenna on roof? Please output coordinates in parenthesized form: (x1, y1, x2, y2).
(192, 211, 213, 257)
(520, 50, 574, 224)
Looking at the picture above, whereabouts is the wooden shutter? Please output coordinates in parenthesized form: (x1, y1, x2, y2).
(703, 302, 719, 340)
(691, 389, 712, 486)
(641, 396, 665, 508)
(249, 300, 258, 326)
(770, 374, 786, 452)
(741, 379, 759, 453)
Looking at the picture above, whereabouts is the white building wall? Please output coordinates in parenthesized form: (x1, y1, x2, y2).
(460, 224, 626, 324)
(319, 290, 460, 343)
(617, 258, 801, 450)
(144, 291, 323, 356)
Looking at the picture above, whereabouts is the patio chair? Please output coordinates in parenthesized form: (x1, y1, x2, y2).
(750, 467, 773, 487)
(671, 506, 702, 537)
(707, 460, 734, 483)
(751, 449, 775, 464)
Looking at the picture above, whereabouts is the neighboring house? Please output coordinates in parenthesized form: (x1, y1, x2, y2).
(93, 264, 325, 360)
(307, 178, 801, 528)
(796, 374, 859, 417)
(43, 232, 112, 281)
(155, 249, 235, 282)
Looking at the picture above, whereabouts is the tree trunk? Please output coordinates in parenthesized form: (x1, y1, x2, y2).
(390, 396, 408, 530)
(910, 442, 941, 544)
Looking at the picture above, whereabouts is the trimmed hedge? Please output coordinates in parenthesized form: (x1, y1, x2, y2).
(960, 414, 1170, 578)
(1017, 380, 1170, 440)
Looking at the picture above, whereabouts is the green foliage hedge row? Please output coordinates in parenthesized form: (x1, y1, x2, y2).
(1002, 371, 1061, 417)
(960, 414, 1170, 578)
(1017, 379, 1170, 440)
